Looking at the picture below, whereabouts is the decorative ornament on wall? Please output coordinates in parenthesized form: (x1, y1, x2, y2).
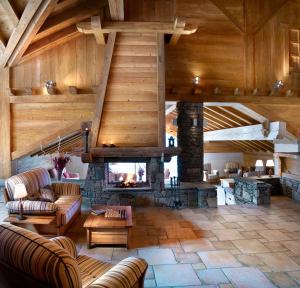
(45, 80, 57, 95)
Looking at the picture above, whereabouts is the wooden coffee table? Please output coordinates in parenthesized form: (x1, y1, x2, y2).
(84, 206, 132, 248)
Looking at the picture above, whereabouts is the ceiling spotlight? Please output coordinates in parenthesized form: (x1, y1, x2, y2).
(274, 80, 284, 89)
(193, 75, 200, 85)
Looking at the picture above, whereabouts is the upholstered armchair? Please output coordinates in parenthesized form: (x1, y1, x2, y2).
(203, 163, 219, 184)
(0, 223, 148, 288)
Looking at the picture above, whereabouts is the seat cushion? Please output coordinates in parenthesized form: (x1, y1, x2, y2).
(6, 200, 57, 215)
(55, 195, 82, 225)
(77, 255, 112, 288)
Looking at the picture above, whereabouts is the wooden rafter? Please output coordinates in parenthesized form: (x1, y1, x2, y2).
(169, 18, 186, 45)
(0, 0, 19, 27)
(77, 19, 197, 35)
(205, 107, 242, 127)
(90, 32, 116, 147)
(217, 106, 253, 125)
(20, 25, 80, 64)
(34, 0, 107, 42)
(209, 0, 244, 33)
(91, 16, 105, 45)
(108, 0, 124, 21)
(204, 110, 234, 128)
(1, 0, 58, 67)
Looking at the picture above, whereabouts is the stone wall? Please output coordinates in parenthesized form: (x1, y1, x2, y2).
(281, 176, 300, 202)
(234, 177, 271, 205)
(177, 102, 203, 182)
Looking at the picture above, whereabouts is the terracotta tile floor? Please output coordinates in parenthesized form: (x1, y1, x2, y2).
(1, 196, 300, 287)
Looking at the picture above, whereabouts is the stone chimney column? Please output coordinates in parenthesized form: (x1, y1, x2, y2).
(177, 102, 203, 182)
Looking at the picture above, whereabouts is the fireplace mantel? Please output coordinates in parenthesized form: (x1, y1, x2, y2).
(81, 147, 181, 163)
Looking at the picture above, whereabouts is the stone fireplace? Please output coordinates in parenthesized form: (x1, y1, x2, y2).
(83, 157, 165, 206)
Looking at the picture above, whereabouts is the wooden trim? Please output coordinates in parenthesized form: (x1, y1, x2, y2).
(157, 33, 165, 147)
(12, 123, 81, 160)
(9, 94, 96, 103)
(9, 0, 58, 66)
(0, 67, 11, 178)
(91, 32, 116, 147)
(1, 0, 43, 67)
(167, 93, 300, 105)
(275, 152, 300, 160)
(0, 0, 19, 27)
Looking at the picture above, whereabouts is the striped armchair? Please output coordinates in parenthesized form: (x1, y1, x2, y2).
(0, 224, 148, 288)
(4, 168, 82, 235)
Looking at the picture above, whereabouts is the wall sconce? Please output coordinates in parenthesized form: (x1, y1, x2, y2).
(213, 87, 221, 95)
(193, 75, 200, 85)
(252, 88, 259, 96)
(45, 80, 57, 95)
(274, 80, 284, 90)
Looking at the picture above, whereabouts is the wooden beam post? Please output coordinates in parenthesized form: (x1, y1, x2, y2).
(0, 0, 19, 27)
(108, 0, 124, 21)
(0, 67, 11, 178)
(90, 32, 116, 147)
(157, 33, 166, 147)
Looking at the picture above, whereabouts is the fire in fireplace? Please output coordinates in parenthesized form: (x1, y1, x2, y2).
(108, 162, 148, 188)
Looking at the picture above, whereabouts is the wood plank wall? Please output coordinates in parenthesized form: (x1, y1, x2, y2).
(10, 35, 101, 155)
(98, 32, 159, 147)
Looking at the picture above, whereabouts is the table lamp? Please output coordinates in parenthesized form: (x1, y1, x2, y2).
(14, 183, 28, 220)
(266, 159, 275, 177)
(255, 160, 264, 177)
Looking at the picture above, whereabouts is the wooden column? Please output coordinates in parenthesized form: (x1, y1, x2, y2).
(157, 33, 165, 147)
(0, 67, 11, 178)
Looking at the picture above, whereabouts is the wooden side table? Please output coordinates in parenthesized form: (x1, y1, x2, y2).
(83, 206, 132, 249)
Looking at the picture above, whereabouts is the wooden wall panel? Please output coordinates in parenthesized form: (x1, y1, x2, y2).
(10, 35, 101, 156)
(204, 141, 243, 153)
(98, 32, 159, 147)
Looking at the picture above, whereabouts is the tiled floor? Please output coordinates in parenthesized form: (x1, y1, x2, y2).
(1, 196, 300, 287)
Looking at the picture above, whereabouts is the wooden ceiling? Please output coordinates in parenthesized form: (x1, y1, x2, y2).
(166, 104, 275, 153)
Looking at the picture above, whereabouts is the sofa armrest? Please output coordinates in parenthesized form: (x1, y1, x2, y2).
(50, 236, 78, 258)
(88, 257, 148, 288)
(52, 183, 81, 196)
(6, 200, 57, 215)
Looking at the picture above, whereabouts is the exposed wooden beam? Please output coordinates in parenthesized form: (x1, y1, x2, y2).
(20, 25, 81, 64)
(0, 67, 11, 177)
(0, 0, 19, 27)
(169, 18, 186, 45)
(8, 0, 58, 66)
(204, 110, 234, 127)
(157, 33, 165, 147)
(34, 0, 107, 42)
(167, 93, 300, 105)
(9, 94, 96, 103)
(1, 0, 43, 67)
(108, 0, 124, 21)
(204, 122, 286, 141)
(203, 116, 227, 129)
(12, 123, 81, 160)
(205, 107, 242, 127)
(91, 32, 116, 147)
(209, 0, 244, 33)
(91, 16, 105, 45)
(0, 38, 5, 54)
(77, 20, 197, 35)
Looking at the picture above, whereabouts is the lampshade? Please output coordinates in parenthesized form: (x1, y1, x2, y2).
(255, 160, 264, 167)
(266, 160, 275, 167)
(14, 183, 28, 199)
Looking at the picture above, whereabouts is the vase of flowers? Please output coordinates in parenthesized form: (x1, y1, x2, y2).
(53, 153, 71, 181)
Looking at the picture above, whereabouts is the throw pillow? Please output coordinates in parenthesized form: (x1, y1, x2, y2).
(40, 185, 56, 202)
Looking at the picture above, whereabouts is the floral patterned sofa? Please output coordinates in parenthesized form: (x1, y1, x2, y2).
(3, 168, 82, 235)
(0, 223, 148, 288)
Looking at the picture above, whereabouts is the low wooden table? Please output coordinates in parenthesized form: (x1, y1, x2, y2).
(84, 206, 132, 249)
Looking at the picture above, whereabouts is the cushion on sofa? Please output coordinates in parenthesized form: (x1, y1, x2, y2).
(40, 185, 56, 202)
(6, 200, 57, 215)
(55, 195, 82, 225)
